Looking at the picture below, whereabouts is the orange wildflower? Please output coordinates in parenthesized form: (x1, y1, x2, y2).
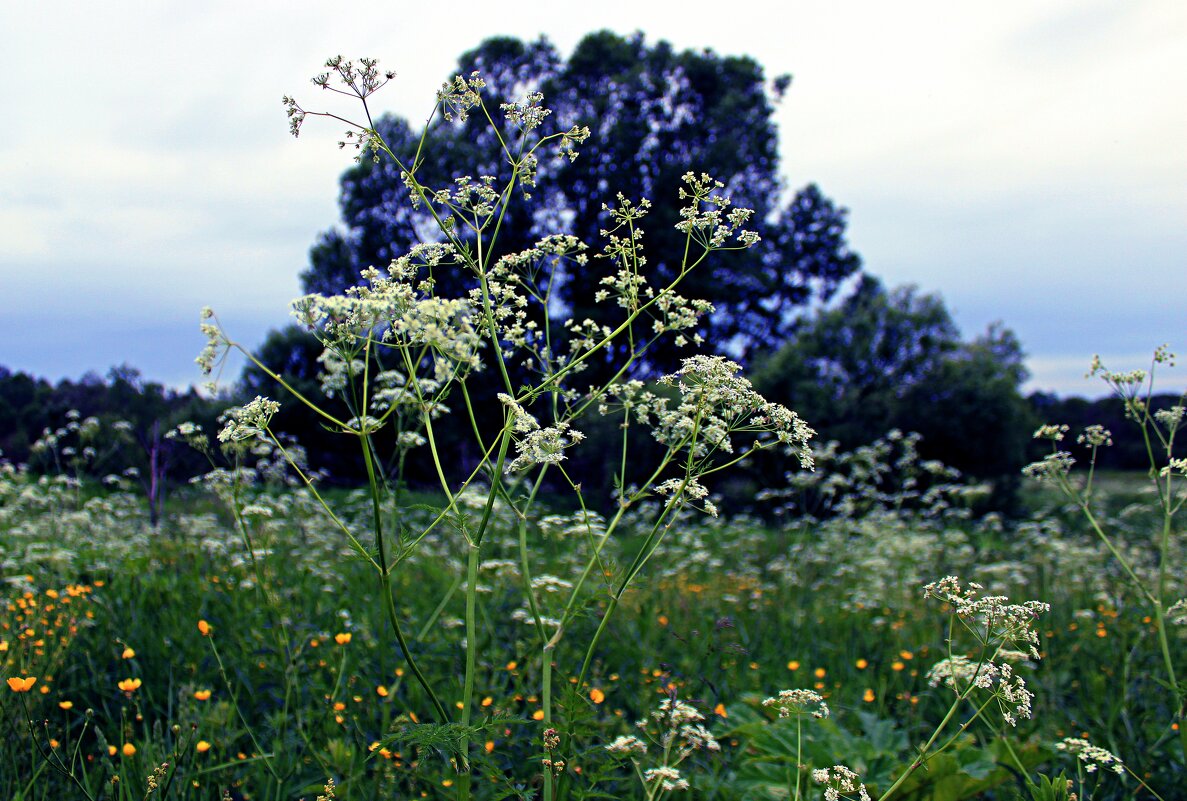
(117, 678, 142, 693)
(334, 633, 352, 645)
(193, 690, 212, 701)
(590, 688, 605, 704)
(197, 620, 212, 637)
(7, 676, 37, 692)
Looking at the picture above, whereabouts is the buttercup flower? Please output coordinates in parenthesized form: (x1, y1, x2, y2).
(7, 676, 37, 693)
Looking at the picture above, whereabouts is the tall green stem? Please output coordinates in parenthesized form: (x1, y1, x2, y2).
(360, 431, 449, 723)
(876, 694, 966, 801)
(457, 541, 481, 801)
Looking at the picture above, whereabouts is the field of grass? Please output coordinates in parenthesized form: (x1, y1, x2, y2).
(1, 446, 1183, 801)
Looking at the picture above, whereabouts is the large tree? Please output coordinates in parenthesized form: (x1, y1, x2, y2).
(300, 31, 861, 371)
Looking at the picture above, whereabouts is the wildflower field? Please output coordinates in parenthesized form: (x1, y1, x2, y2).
(2, 57, 1185, 801)
(2, 419, 1184, 800)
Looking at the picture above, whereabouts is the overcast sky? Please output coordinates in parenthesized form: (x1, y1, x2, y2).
(1, 0, 1184, 397)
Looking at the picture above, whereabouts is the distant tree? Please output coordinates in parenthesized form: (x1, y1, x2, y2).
(751, 276, 960, 445)
(897, 325, 1036, 507)
(751, 277, 1035, 505)
(0, 367, 52, 459)
(300, 31, 861, 373)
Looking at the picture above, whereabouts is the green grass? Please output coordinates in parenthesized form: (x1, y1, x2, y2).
(1, 474, 1182, 800)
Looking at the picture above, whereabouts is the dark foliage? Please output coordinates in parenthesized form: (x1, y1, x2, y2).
(0, 365, 229, 522)
(750, 277, 1037, 511)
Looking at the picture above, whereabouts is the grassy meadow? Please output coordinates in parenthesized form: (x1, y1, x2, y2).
(1, 429, 1183, 800)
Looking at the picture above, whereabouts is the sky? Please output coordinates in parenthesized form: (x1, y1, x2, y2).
(1, 0, 1184, 398)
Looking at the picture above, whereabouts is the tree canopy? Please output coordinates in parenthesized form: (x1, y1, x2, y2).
(300, 31, 861, 371)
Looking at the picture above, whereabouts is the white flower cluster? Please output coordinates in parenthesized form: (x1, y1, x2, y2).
(812, 766, 871, 801)
(644, 766, 689, 792)
(196, 307, 229, 376)
(1056, 737, 1125, 775)
(651, 289, 713, 341)
(1033, 424, 1069, 441)
(530, 574, 574, 593)
(498, 393, 586, 473)
(477, 235, 587, 359)
(926, 656, 1034, 726)
(1154, 405, 1185, 429)
(165, 421, 208, 453)
(500, 91, 551, 131)
(432, 174, 500, 221)
(762, 688, 830, 719)
(217, 397, 281, 443)
(596, 195, 653, 310)
(1022, 451, 1075, 482)
(557, 124, 591, 163)
(655, 356, 815, 463)
(290, 247, 485, 398)
(605, 698, 720, 795)
(674, 172, 760, 249)
(436, 71, 486, 122)
(564, 317, 615, 363)
(925, 655, 980, 688)
(1077, 424, 1112, 447)
(921, 577, 1047, 726)
(605, 735, 647, 755)
(322, 59, 397, 161)
(643, 699, 720, 758)
(923, 576, 1049, 659)
(1160, 458, 1187, 478)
